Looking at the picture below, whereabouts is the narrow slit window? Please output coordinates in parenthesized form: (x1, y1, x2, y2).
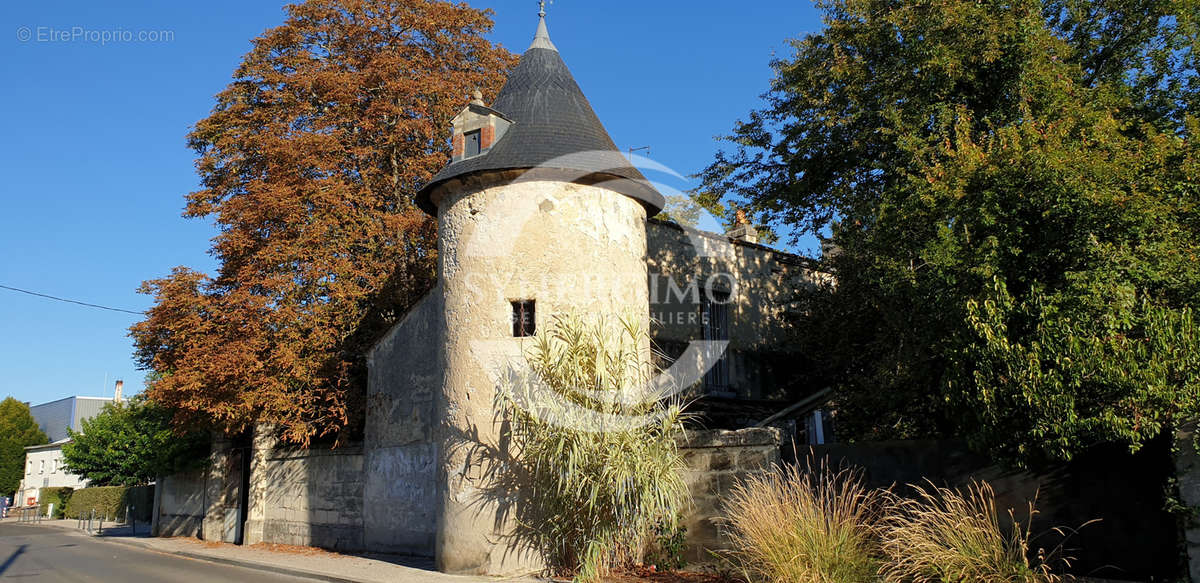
(464, 129, 482, 158)
(702, 289, 731, 394)
(512, 300, 536, 337)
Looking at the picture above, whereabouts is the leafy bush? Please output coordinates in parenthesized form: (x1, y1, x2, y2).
(724, 460, 882, 583)
(880, 481, 1060, 583)
(496, 314, 690, 581)
(63, 395, 209, 486)
(644, 518, 687, 571)
(38, 487, 73, 518)
(64, 485, 153, 522)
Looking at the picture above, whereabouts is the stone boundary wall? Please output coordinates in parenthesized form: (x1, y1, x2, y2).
(678, 427, 782, 564)
(364, 290, 442, 556)
(243, 426, 365, 552)
(154, 435, 366, 552)
(153, 469, 206, 538)
(251, 447, 365, 551)
(154, 426, 785, 565)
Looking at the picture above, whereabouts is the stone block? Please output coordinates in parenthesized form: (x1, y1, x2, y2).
(684, 471, 722, 497)
(679, 427, 782, 449)
(737, 447, 773, 470)
(707, 450, 734, 471)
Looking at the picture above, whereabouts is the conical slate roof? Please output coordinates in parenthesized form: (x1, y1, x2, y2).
(416, 15, 664, 216)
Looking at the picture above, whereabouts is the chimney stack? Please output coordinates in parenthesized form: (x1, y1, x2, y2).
(726, 208, 759, 244)
(113, 380, 123, 404)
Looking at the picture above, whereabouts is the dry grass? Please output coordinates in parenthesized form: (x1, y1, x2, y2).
(880, 481, 1061, 583)
(723, 460, 883, 583)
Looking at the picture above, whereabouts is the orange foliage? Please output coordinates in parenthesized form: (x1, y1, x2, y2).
(131, 0, 516, 446)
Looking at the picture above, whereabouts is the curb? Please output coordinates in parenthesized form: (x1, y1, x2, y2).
(14, 521, 536, 583)
(91, 534, 363, 583)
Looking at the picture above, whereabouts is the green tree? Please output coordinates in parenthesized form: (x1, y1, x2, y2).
(62, 396, 209, 486)
(703, 0, 1200, 466)
(0, 397, 48, 498)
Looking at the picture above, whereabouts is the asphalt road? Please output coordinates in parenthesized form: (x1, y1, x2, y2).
(0, 522, 319, 582)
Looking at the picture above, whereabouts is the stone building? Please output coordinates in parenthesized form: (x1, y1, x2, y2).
(153, 10, 823, 575)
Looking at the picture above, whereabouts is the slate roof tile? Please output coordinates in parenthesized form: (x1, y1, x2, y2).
(416, 18, 664, 216)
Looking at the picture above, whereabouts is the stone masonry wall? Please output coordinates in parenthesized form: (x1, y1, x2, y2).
(153, 469, 206, 538)
(156, 430, 365, 552)
(246, 436, 365, 552)
(678, 427, 782, 564)
(363, 289, 443, 556)
(201, 436, 244, 543)
(154, 436, 242, 542)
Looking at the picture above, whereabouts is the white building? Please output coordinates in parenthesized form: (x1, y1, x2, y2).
(15, 389, 121, 507)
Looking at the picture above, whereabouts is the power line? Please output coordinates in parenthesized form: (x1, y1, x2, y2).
(0, 284, 145, 315)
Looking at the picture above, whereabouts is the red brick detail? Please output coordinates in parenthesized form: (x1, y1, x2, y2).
(452, 132, 464, 157)
(480, 124, 495, 149)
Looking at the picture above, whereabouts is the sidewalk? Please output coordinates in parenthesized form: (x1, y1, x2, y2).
(20, 518, 538, 583)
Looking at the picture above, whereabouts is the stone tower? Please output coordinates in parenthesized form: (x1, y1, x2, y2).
(414, 8, 665, 576)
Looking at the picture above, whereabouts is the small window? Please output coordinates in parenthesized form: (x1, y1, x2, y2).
(464, 129, 482, 158)
(512, 300, 536, 337)
(39, 460, 44, 474)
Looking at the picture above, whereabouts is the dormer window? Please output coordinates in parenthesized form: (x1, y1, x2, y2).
(464, 129, 482, 158)
(450, 91, 512, 163)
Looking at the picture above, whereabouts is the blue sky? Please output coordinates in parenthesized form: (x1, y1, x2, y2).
(0, 1, 822, 405)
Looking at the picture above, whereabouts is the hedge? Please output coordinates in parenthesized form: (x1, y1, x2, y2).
(63, 485, 153, 522)
(38, 487, 73, 518)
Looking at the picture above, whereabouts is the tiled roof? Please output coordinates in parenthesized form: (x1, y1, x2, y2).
(416, 16, 664, 216)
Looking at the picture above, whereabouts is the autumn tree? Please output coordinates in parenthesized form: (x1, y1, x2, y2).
(0, 397, 48, 498)
(703, 0, 1200, 466)
(130, 0, 515, 445)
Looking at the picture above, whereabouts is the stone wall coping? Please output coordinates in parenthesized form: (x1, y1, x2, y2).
(677, 427, 782, 449)
(264, 445, 365, 461)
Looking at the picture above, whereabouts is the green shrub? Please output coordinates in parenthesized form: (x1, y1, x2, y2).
(64, 485, 153, 521)
(644, 517, 688, 571)
(496, 313, 690, 582)
(38, 487, 73, 518)
(880, 481, 1060, 583)
(724, 460, 883, 583)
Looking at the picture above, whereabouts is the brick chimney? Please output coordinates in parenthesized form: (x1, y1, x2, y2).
(113, 379, 123, 404)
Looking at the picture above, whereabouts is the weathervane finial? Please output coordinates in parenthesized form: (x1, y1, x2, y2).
(529, 0, 557, 51)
